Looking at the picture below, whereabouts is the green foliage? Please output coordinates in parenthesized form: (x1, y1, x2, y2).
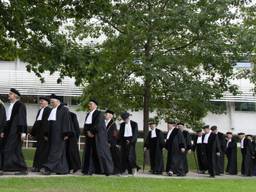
(0, 1, 254, 133)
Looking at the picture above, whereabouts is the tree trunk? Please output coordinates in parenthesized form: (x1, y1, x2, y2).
(143, 77, 150, 140)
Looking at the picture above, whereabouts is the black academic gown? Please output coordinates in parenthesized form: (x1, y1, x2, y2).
(30, 106, 51, 171)
(144, 128, 165, 174)
(3, 101, 27, 171)
(0, 103, 6, 170)
(182, 130, 192, 174)
(82, 110, 114, 175)
(192, 135, 208, 172)
(205, 132, 221, 177)
(119, 120, 139, 174)
(165, 128, 186, 176)
(243, 138, 254, 176)
(66, 111, 81, 172)
(216, 132, 226, 174)
(106, 119, 121, 174)
(43, 104, 72, 174)
(225, 139, 237, 175)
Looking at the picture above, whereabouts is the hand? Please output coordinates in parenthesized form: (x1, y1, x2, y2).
(126, 140, 130, 145)
(0, 132, 4, 138)
(87, 131, 94, 138)
(181, 148, 185, 153)
(21, 133, 26, 141)
(44, 136, 48, 141)
(188, 149, 192, 154)
(144, 147, 147, 152)
(216, 152, 221, 156)
(64, 136, 69, 140)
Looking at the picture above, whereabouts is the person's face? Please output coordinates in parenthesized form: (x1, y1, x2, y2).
(197, 132, 203, 137)
(104, 113, 113, 120)
(149, 123, 156, 130)
(239, 134, 244, 140)
(204, 128, 210, 134)
(177, 124, 184, 130)
(8, 92, 16, 101)
(50, 99, 59, 108)
(167, 123, 175, 130)
(39, 99, 48, 108)
(124, 118, 130, 123)
(227, 134, 232, 140)
(88, 102, 97, 111)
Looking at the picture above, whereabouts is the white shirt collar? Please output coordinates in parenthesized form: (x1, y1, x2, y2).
(166, 128, 174, 140)
(6, 101, 17, 121)
(48, 106, 58, 121)
(151, 128, 157, 138)
(197, 136, 203, 144)
(85, 109, 96, 125)
(124, 120, 133, 137)
(203, 131, 211, 144)
(37, 107, 46, 121)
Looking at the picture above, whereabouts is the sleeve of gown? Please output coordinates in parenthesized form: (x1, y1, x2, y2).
(144, 132, 150, 149)
(160, 131, 166, 148)
(90, 112, 104, 134)
(110, 123, 118, 146)
(17, 103, 28, 134)
(131, 122, 138, 144)
(0, 104, 6, 133)
(186, 132, 192, 150)
(61, 108, 72, 137)
(73, 114, 81, 139)
(178, 131, 186, 149)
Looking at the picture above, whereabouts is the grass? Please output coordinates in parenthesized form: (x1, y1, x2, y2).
(0, 176, 256, 192)
(0, 143, 251, 192)
(23, 142, 243, 171)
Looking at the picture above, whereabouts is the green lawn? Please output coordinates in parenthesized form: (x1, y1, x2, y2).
(0, 176, 256, 192)
(0, 144, 251, 192)
(23, 142, 243, 171)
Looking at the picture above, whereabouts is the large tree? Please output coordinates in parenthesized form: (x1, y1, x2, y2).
(71, 0, 247, 134)
(0, 1, 253, 135)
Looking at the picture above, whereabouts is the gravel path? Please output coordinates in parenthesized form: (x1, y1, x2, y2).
(0, 171, 255, 179)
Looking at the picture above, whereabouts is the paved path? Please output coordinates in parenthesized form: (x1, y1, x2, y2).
(0, 171, 255, 179)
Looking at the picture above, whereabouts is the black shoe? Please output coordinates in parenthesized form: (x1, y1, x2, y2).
(40, 168, 51, 175)
(31, 167, 39, 172)
(15, 171, 28, 175)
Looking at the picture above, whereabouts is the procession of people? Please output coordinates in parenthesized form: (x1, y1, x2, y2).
(0, 88, 256, 178)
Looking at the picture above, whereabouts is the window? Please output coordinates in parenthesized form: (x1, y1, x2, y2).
(71, 96, 81, 105)
(0, 94, 8, 103)
(210, 101, 227, 113)
(20, 95, 38, 104)
(235, 102, 256, 112)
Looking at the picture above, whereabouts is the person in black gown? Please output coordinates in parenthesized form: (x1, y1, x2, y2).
(165, 120, 186, 176)
(2, 88, 28, 175)
(0, 99, 6, 174)
(65, 105, 81, 173)
(41, 94, 72, 175)
(30, 96, 51, 172)
(192, 129, 208, 174)
(225, 132, 237, 175)
(82, 100, 113, 175)
(105, 110, 121, 174)
(119, 112, 140, 175)
(203, 125, 221, 178)
(144, 118, 165, 174)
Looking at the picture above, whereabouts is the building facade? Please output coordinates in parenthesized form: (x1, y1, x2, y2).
(0, 60, 255, 134)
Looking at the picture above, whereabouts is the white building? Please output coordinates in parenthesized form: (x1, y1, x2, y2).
(0, 60, 255, 134)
